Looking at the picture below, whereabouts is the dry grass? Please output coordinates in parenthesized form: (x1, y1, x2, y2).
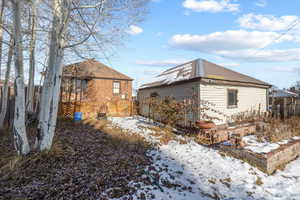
(256, 117, 300, 143)
(84, 118, 151, 148)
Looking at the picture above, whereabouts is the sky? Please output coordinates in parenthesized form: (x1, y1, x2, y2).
(98, 0, 300, 90)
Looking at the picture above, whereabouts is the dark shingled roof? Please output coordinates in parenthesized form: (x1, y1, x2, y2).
(140, 58, 271, 89)
(63, 59, 133, 81)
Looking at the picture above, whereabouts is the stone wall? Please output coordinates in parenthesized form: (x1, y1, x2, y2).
(220, 139, 300, 174)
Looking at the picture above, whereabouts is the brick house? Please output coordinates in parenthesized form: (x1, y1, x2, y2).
(59, 59, 133, 118)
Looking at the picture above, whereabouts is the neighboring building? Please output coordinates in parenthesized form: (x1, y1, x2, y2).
(289, 86, 300, 97)
(138, 58, 271, 125)
(59, 59, 133, 118)
(269, 88, 300, 118)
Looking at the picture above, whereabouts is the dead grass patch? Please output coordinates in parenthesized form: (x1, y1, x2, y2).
(252, 117, 300, 143)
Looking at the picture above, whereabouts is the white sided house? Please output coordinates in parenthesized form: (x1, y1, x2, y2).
(138, 59, 271, 125)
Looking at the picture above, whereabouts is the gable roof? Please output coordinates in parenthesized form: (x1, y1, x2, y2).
(63, 59, 133, 81)
(140, 58, 271, 89)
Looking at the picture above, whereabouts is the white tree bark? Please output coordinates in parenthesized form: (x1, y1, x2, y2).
(0, 0, 5, 78)
(0, 38, 13, 129)
(12, 0, 30, 155)
(26, 0, 38, 113)
(37, 0, 68, 151)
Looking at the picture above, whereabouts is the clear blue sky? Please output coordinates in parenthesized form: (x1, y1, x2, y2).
(99, 0, 300, 89)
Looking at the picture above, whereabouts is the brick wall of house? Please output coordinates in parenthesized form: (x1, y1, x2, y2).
(59, 78, 133, 118)
(86, 79, 132, 103)
(82, 78, 133, 117)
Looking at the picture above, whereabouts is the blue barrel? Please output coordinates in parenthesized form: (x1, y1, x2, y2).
(74, 112, 82, 121)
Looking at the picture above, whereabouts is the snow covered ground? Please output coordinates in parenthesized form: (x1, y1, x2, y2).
(242, 135, 300, 154)
(109, 116, 300, 200)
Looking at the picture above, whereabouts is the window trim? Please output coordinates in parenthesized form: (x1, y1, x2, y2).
(112, 81, 121, 95)
(227, 89, 238, 109)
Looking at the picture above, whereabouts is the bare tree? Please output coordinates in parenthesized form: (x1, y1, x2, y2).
(36, 0, 149, 151)
(36, 0, 70, 151)
(0, 38, 13, 129)
(26, 0, 38, 113)
(11, 0, 30, 155)
(0, 0, 5, 79)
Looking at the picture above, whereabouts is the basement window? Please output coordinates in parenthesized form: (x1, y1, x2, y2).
(113, 81, 120, 95)
(228, 89, 238, 108)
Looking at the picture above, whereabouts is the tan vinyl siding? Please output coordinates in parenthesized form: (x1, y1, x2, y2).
(138, 81, 199, 124)
(200, 83, 267, 125)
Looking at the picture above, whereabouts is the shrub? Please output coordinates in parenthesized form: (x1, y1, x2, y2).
(139, 94, 224, 127)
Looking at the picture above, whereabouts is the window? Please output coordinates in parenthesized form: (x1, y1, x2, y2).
(113, 81, 120, 95)
(150, 92, 159, 98)
(228, 89, 238, 108)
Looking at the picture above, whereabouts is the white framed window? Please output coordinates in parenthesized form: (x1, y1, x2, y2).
(113, 81, 120, 95)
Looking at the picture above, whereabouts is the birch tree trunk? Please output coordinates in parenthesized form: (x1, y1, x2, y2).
(12, 0, 30, 155)
(26, 0, 38, 113)
(0, 0, 5, 78)
(0, 38, 13, 129)
(37, 0, 69, 151)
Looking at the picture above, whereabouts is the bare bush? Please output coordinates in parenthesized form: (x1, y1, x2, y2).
(139, 95, 224, 127)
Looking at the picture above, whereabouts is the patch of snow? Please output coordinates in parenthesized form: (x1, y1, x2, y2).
(109, 116, 300, 200)
(277, 140, 290, 145)
(152, 63, 193, 85)
(242, 135, 280, 153)
(109, 116, 161, 144)
(293, 136, 300, 140)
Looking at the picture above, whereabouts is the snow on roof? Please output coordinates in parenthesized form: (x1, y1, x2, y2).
(271, 89, 298, 98)
(140, 58, 270, 89)
(153, 62, 193, 84)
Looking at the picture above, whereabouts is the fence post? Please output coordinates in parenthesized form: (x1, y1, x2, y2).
(283, 98, 287, 119)
(277, 104, 280, 119)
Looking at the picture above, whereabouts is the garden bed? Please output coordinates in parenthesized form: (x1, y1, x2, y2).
(220, 135, 300, 174)
(197, 123, 256, 145)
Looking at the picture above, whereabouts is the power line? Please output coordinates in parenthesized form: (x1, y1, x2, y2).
(263, 19, 300, 49)
(247, 18, 300, 60)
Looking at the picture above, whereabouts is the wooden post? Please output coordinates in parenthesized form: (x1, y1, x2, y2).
(67, 78, 72, 118)
(73, 79, 78, 114)
(79, 79, 82, 113)
(277, 104, 280, 119)
(283, 98, 287, 119)
(293, 98, 296, 116)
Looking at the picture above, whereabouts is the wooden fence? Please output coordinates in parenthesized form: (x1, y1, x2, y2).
(271, 97, 300, 119)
